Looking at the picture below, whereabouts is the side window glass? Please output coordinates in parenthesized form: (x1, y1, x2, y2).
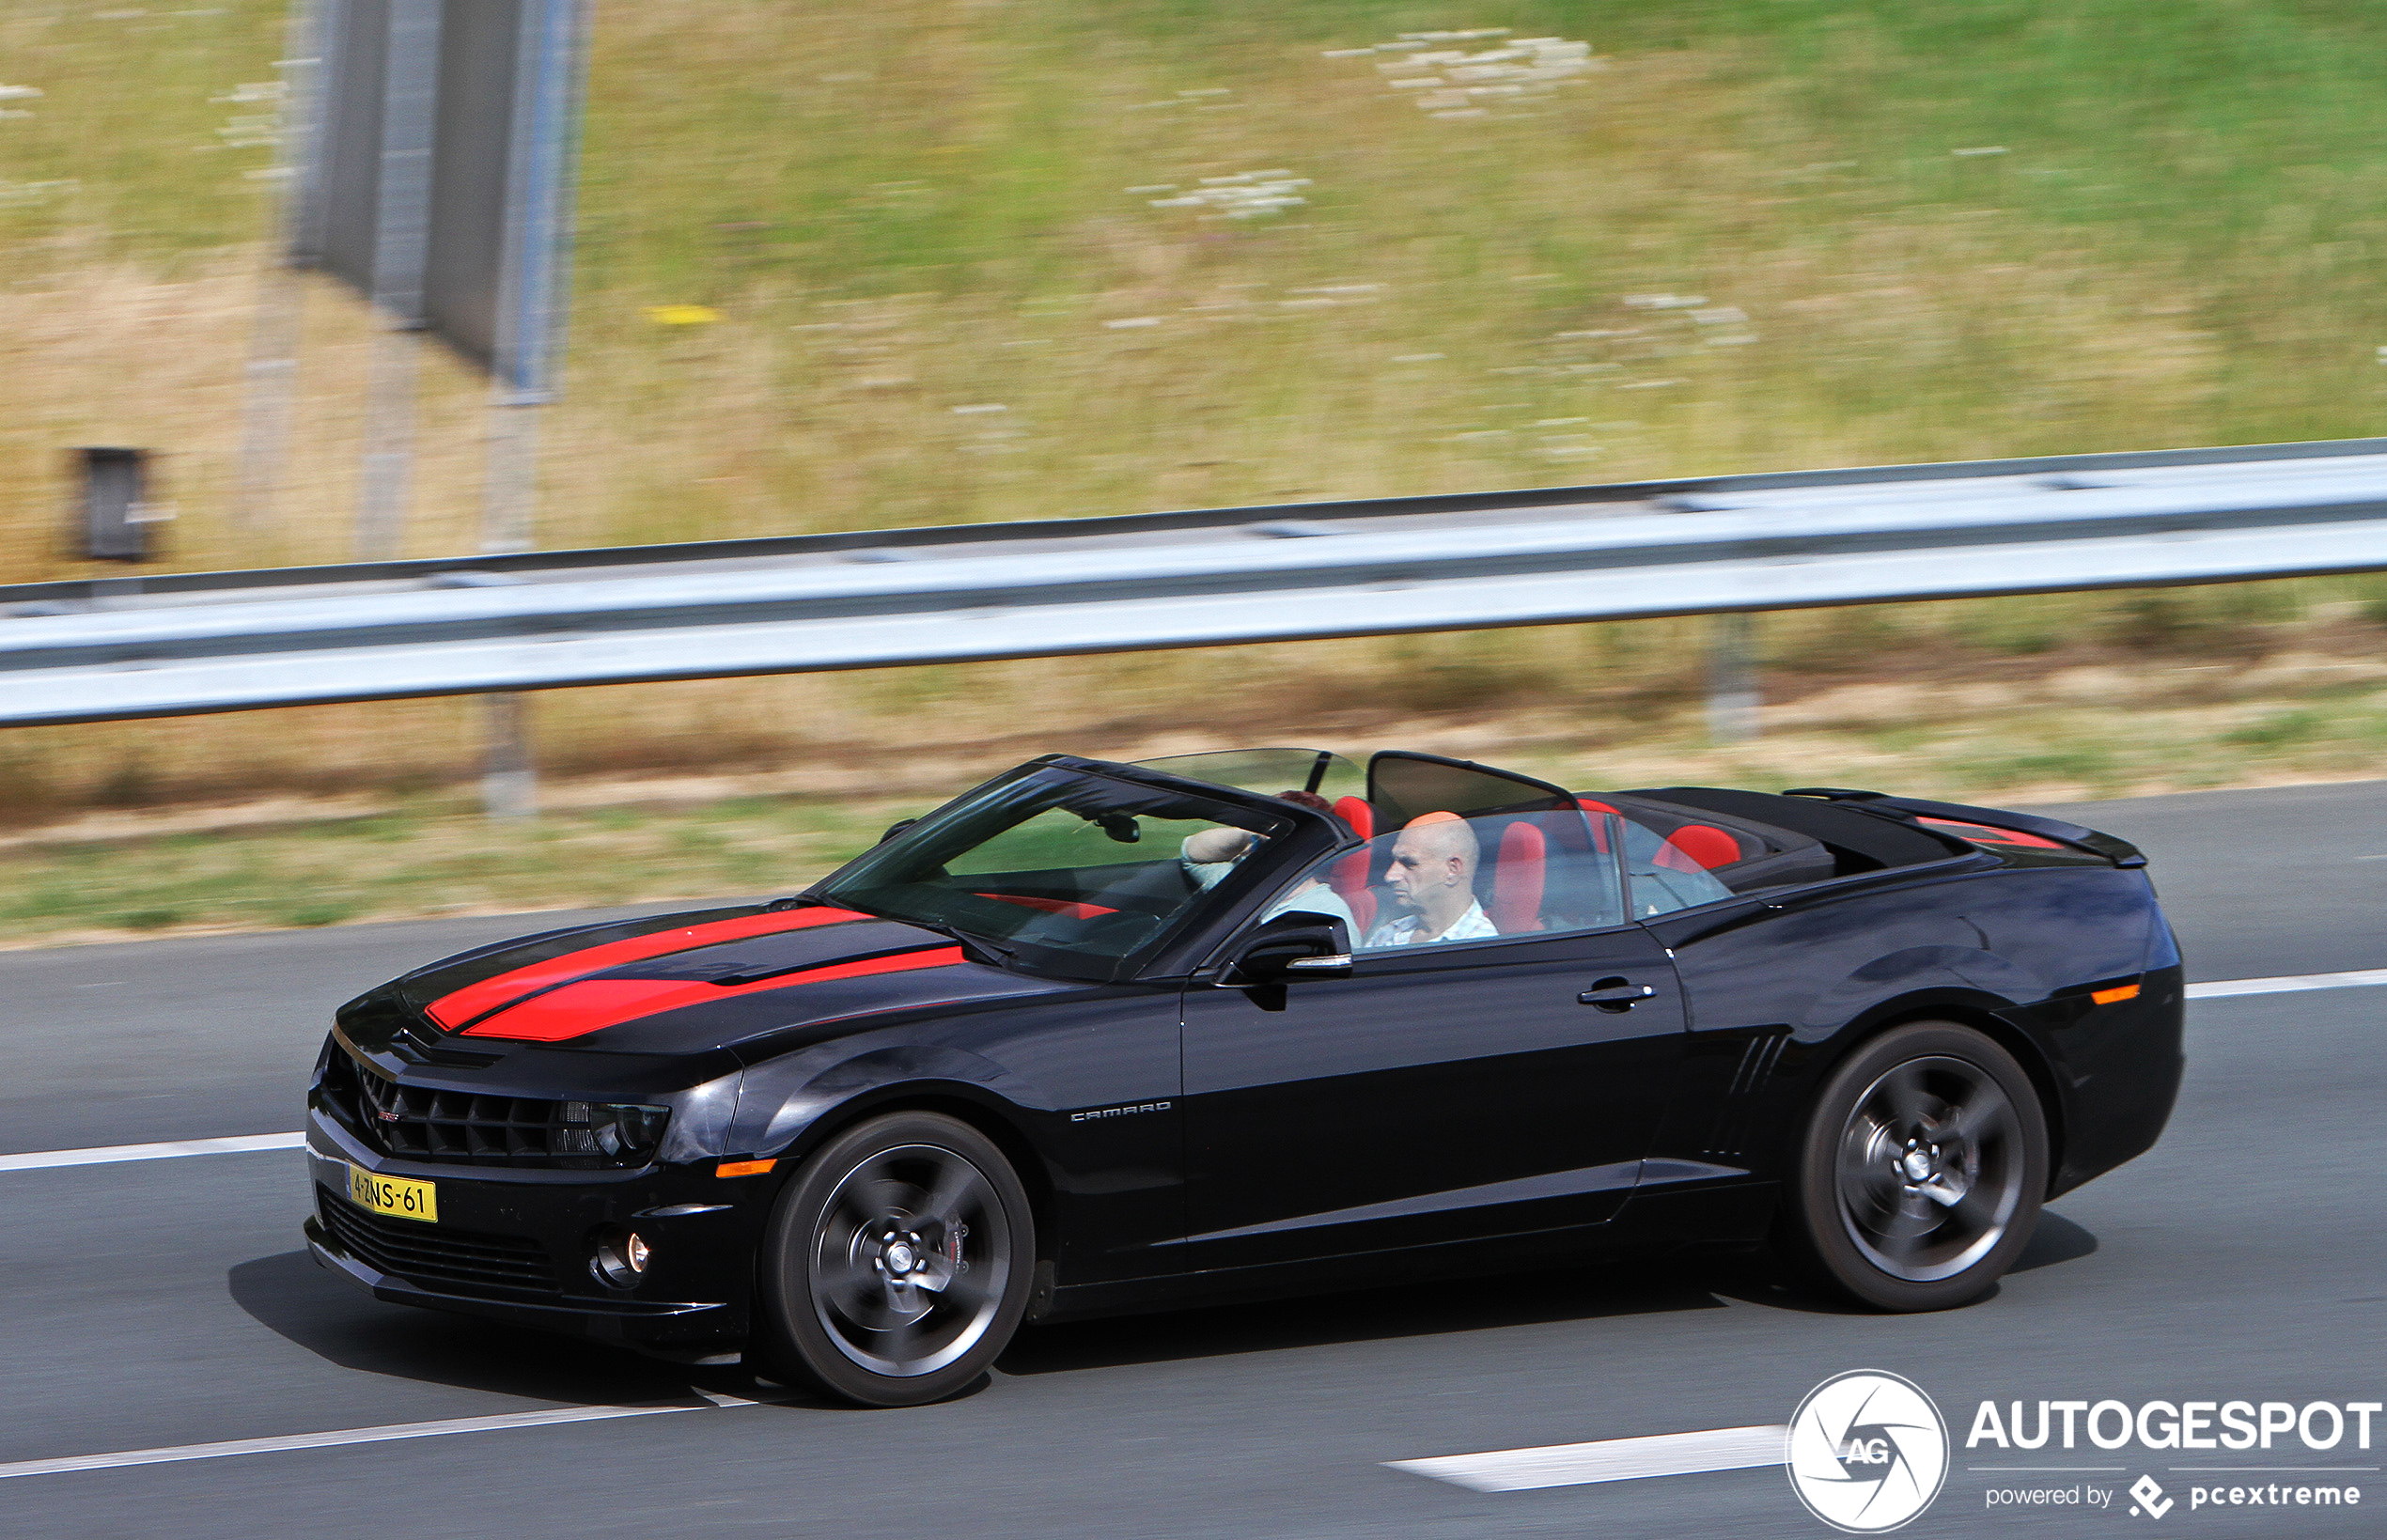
(1267, 809, 1627, 951)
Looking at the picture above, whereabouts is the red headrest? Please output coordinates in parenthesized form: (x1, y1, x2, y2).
(1333, 796, 1374, 842)
(1490, 820, 1547, 934)
(1659, 823, 1741, 871)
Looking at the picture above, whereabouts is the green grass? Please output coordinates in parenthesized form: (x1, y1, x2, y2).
(0, 794, 900, 943)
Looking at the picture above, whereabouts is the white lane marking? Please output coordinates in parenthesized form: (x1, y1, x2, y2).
(1388, 1424, 1788, 1493)
(0, 1131, 305, 1174)
(0, 1405, 703, 1482)
(2187, 967, 2387, 1000)
(0, 1131, 304, 1174)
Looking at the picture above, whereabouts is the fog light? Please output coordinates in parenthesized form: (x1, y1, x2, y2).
(593, 1230, 651, 1289)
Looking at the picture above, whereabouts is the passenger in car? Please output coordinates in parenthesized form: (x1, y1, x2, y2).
(1179, 789, 1335, 883)
(1179, 790, 1360, 931)
(1365, 812, 1498, 948)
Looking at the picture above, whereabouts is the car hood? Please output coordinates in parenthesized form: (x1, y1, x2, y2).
(362, 903, 1078, 1057)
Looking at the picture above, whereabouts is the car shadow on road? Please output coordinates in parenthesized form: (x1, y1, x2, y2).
(997, 1265, 1729, 1377)
(2007, 1211, 2100, 1273)
(227, 1250, 721, 1407)
(228, 1217, 2101, 1407)
(1698, 1211, 2103, 1314)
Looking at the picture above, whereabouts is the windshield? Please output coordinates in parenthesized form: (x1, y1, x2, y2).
(813, 766, 1288, 977)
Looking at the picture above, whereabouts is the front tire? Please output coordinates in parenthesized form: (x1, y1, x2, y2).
(1783, 1021, 2048, 1312)
(754, 1112, 1036, 1407)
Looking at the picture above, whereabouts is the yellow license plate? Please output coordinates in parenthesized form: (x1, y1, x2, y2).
(348, 1163, 438, 1224)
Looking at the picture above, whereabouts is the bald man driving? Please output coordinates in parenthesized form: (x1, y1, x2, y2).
(1365, 813, 1498, 947)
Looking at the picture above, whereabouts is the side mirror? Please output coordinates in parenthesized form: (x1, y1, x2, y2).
(1224, 912, 1352, 985)
(878, 817, 919, 846)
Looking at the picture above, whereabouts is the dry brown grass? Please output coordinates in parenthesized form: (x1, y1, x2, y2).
(2, 1, 2382, 823)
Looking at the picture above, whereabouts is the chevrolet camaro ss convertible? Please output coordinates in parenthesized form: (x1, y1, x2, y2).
(304, 748, 2182, 1405)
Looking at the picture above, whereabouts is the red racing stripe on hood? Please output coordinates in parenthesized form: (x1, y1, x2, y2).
(459, 945, 967, 1042)
(425, 907, 866, 1030)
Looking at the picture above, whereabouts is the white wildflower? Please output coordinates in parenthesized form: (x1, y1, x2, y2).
(1343, 31, 1598, 116)
(1147, 169, 1310, 219)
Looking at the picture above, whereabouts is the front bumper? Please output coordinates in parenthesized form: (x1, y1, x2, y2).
(304, 1107, 769, 1362)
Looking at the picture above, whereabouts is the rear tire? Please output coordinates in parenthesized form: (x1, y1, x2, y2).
(753, 1112, 1036, 1407)
(1781, 1021, 2048, 1312)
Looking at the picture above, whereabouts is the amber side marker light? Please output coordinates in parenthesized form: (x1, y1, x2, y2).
(2090, 984, 2142, 1005)
(716, 1159, 777, 1177)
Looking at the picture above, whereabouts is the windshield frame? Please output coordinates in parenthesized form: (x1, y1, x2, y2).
(800, 757, 1350, 983)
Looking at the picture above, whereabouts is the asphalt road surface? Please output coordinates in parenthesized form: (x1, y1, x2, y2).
(3, 780, 2382, 1538)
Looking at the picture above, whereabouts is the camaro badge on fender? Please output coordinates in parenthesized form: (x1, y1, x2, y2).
(1069, 1101, 1172, 1123)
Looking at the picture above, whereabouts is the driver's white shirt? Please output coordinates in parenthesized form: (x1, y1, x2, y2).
(1366, 898, 1497, 948)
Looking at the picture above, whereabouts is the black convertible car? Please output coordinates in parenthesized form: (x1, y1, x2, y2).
(304, 748, 2182, 1405)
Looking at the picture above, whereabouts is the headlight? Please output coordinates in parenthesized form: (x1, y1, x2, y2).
(556, 1102, 669, 1159)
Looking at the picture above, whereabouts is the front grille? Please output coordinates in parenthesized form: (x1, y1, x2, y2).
(320, 1050, 653, 1169)
(317, 1185, 559, 1295)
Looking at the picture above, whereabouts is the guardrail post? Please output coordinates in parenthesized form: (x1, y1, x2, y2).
(1708, 612, 1759, 743)
(482, 692, 537, 819)
(479, 405, 540, 817)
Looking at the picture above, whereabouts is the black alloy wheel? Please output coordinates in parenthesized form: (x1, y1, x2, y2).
(754, 1111, 1036, 1407)
(1783, 1021, 2049, 1312)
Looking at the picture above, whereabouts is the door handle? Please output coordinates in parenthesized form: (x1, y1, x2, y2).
(1578, 977, 1656, 1011)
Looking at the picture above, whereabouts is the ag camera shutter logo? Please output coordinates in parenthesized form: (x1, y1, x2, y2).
(1787, 1370, 1950, 1532)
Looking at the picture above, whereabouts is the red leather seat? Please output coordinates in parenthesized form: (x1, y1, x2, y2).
(1328, 855, 1376, 937)
(1657, 823, 1741, 871)
(1328, 798, 1379, 937)
(1490, 820, 1546, 933)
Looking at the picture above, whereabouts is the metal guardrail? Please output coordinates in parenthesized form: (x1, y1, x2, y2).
(4, 437, 2386, 728)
